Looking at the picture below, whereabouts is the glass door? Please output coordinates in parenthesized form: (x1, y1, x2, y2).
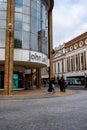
(13, 74, 18, 89)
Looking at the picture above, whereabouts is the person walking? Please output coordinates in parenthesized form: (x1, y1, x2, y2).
(58, 77, 62, 92)
(60, 77, 66, 92)
(48, 78, 55, 93)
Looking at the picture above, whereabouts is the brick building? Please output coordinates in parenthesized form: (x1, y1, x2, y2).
(53, 32, 87, 85)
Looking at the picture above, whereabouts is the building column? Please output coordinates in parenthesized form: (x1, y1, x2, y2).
(84, 51, 86, 70)
(31, 69, 34, 87)
(36, 68, 41, 88)
(78, 53, 80, 71)
(4, 0, 15, 95)
(38, 68, 41, 88)
(49, 11, 53, 80)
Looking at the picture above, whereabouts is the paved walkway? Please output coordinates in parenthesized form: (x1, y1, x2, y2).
(0, 88, 76, 100)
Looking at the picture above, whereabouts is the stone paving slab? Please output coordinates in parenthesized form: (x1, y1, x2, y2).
(0, 89, 76, 100)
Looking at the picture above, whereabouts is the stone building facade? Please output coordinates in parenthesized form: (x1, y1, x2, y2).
(53, 32, 87, 85)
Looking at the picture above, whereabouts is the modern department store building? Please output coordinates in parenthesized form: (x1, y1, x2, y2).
(0, 0, 54, 95)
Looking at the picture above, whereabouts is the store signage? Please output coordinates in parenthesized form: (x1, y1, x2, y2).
(29, 51, 48, 65)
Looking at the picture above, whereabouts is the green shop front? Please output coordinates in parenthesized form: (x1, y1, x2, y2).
(0, 72, 24, 89)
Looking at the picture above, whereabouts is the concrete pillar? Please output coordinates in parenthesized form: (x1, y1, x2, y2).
(4, 0, 15, 95)
(38, 68, 41, 88)
(31, 69, 34, 87)
(36, 69, 38, 88)
(36, 68, 41, 88)
(49, 11, 53, 80)
(84, 51, 86, 70)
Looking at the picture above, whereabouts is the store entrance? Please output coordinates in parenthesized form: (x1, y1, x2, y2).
(13, 74, 19, 89)
(0, 72, 4, 89)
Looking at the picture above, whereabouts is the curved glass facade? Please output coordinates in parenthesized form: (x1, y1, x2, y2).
(0, 0, 7, 48)
(14, 0, 49, 55)
(0, 0, 54, 93)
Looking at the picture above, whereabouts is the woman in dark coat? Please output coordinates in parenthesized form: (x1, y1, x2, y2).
(60, 77, 66, 92)
(48, 79, 55, 93)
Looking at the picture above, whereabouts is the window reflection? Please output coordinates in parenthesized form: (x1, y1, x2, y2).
(23, 6, 30, 15)
(0, 1, 7, 47)
(14, 31, 22, 48)
(0, 2, 7, 10)
(23, 15, 30, 23)
(0, 29, 6, 47)
(23, 0, 30, 6)
(30, 33, 35, 50)
(15, 0, 23, 5)
(15, 21, 22, 30)
(0, 11, 6, 19)
(23, 23, 30, 31)
(14, 38, 22, 48)
(0, 20, 6, 28)
(22, 32, 30, 49)
(15, 13, 22, 21)
(14, 0, 49, 55)
(15, 5, 22, 13)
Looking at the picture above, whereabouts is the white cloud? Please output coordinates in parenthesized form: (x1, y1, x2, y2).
(53, 0, 87, 48)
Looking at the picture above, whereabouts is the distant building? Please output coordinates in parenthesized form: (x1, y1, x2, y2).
(53, 32, 87, 85)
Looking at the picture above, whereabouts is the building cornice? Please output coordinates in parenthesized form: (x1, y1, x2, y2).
(65, 32, 87, 47)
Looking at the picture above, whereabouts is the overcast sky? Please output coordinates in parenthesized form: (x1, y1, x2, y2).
(53, 0, 87, 48)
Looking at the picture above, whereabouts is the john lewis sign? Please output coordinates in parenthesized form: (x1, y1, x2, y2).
(29, 51, 49, 66)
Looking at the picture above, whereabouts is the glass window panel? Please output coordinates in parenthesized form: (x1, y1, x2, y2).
(30, 25, 33, 34)
(23, 14, 30, 23)
(23, 6, 30, 15)
(31, 0, 37, 9)
(15, 0, 23, 5)
(38, 18, 42, 31)
(31, 16, 34, 25)
(3, 0, 7, 2)
(15, 31, 22, 41)
(14, 31, 22, 41)
(15, 13, 22, 21)
(22, 31, 30, 49)
(15, 4, 22, 13)
(37, 2, 41, 31)
(0, 20, 6, 28)
(38, 30, 42, 51)
(34, 35, 38, 51)
(23, 23, 30, 31)
(14, 38, 22, 48)
(15, 21, 22, 30)
(14, 31, 22, 48)
(37, 2, 41, 11)
(42, 22, 45, 30)
(30, 33, 34, 50)
(0, 11, 6, 19)
(0, 29, 6, 47)
(34, 26, 37, 35)
(23, 0, 30, 6)
(31, 8, 37, 18)
(0, 2, 7, 10)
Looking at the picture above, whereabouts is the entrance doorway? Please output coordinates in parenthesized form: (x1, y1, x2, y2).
(13, 74, 18, 89)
